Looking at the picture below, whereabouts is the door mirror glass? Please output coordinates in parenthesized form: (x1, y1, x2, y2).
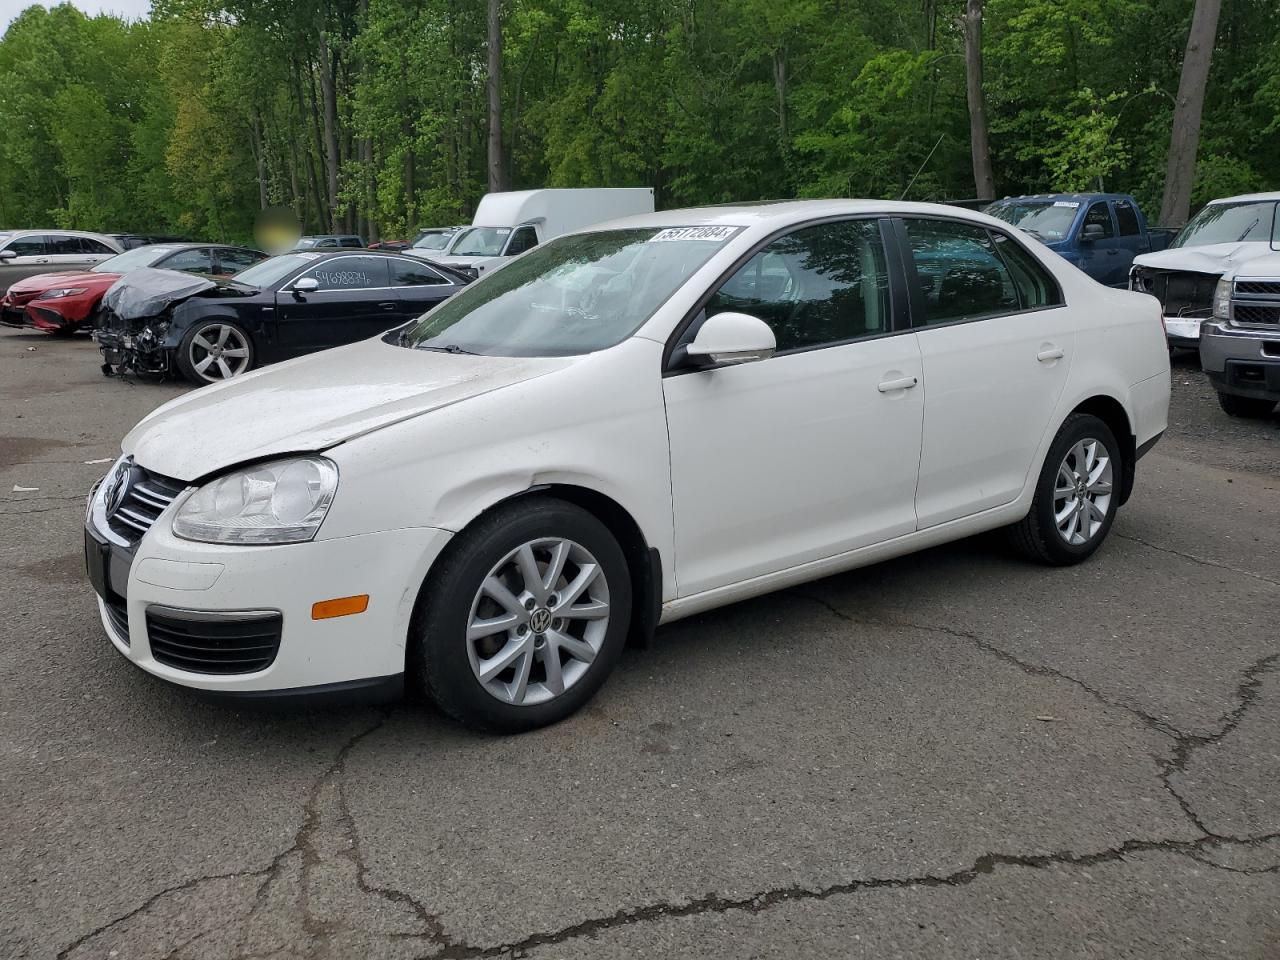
(292, 276, 320, 294)
(1081, 223, 1106, 243)
(684, 311, 776, 368)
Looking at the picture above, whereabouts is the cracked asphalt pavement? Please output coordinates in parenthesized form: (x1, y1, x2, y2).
(2, 331, 1278, 959)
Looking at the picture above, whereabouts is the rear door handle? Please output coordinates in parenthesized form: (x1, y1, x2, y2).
(1037, 347, 1065, 362)
(877, 376, 918, 393)
(377, 302, 398, 311)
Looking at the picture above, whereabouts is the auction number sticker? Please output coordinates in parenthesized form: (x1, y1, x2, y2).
(314, 270, 372, 287)
(1052, 201, 1081, 208)
(649, 226, 739, 243)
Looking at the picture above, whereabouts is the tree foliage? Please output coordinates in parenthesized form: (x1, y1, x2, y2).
(0, 0, 1276, 240)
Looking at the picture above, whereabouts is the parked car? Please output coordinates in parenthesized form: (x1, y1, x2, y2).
(96, 250, 469, 384)
(108, 234, 190, 251)
(404, 227, 463, 259)
(986, 193, 1175, 287)
(1200, 251, 1280, 418)
(1130, 191, 1280, 349)
(367, 239, 410, 251)
(0, 230, 122, 301)
(2, 243, 267, 334)
(293, 234, 365, 250)
(83, 200, 1169, 730)
(429, 188, 655, 277)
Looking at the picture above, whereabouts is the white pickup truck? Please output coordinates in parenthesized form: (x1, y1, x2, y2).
(1130, 191, 1280, 349)
(428, 188, 656, 278)
(1200, 250, 1280, 418)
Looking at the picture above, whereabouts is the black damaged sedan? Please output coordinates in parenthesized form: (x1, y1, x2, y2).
(97, 250, 470, 385)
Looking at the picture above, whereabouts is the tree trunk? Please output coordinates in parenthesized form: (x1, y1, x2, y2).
(250, 110, 269, 210)
(1159, 0, 1222, 227)
(486, 0, 508, 192)
(318, 33, 342, 233)
(773, 44, 789, 160)
(963, 0, 995, 201)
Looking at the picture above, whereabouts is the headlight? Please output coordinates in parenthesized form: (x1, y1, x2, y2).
(172, 457, 338, 544)
(1213, 278, 1231, 320)
(37, 287, 88, 300)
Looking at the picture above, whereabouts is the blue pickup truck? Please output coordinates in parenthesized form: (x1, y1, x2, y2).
(985, 193, 1176, 287)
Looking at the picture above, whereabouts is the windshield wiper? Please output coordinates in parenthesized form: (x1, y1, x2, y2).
(1236, 218, 1260, 241)
(417, 343, 476, 355)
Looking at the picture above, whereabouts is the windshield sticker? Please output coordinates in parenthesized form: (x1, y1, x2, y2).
(649, 226, 738, 243)
(1052, 201, 1080, 208)
(493, 228, 511, 236)
(295, 252, 321, 260)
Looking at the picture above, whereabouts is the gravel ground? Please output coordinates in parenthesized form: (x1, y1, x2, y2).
(2, 330, 1277, 960)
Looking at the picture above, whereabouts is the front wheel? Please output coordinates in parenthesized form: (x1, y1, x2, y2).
(1217, 391, 1276, 419)
(1009, 413, 1122, 566)
(176, 320, 255, 385)
(410, 497, 632, 732)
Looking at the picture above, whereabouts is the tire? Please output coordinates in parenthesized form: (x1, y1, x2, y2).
(1008, 413, 1122, 566)
(176, 320, 255, 386)
(1217, 391, 1275, 419)
(410, 497, 633, 733)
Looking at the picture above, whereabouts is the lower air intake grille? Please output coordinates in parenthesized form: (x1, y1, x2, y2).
(104, 596, 130, 646)
(146, 609, 282, 675)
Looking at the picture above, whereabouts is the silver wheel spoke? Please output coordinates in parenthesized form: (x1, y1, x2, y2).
(216, 325, 230, 346)
(540, 644, 565, 695)
(482, 576, 526, 617)
(221, 347, 248, 358)
(514, 543, 544, 602)
(1086, 498, 1107, 524)
(564, 598, 609, 620)
(551, 629, 596, 666)
(195, 335, 216, 353)
(194, 355, 214, 373)
(558, 563, 600, 608)
(468, 612, 520, 641)
(507, 641, 533, 703)
(215, 358, 232, 378)
(478, 636, 530, 684)
(541, 540, 570, 594)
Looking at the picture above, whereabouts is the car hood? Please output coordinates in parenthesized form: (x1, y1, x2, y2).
(101, 268, 220, 320)
(1223, 251, 1280, 280)
(1132, 242, 1276, 276)
(124, 337, 573, 481)
(8, 270, 108, 293)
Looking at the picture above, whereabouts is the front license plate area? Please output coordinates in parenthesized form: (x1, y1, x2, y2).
(84, 529, 110, 598)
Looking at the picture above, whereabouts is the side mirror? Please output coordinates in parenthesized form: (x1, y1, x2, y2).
(683, 311, 776, 368)
(291, 276, 319, 297)
(0, 249, 16, 261)
(1080, 223, 1106, 243)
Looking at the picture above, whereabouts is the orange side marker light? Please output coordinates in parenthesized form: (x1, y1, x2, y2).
(312, 595, 370, 620)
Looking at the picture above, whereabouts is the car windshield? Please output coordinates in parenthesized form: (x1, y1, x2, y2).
(397, 226, 741, 357)
(230, 253, 316, 289)
(93, 246, 175, 273)
(413, 232, 455, 251)
(294, 238, 322, 249)
(449, 227, 512, 257)
(986, 200, 1080, 241)
(1171, 201, 1279, 248)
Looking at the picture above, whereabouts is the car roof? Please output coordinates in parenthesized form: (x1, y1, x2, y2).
(0, 228, 118, 238)
(589, 198, 1018, 233)
(990, 193, 1133, 203)
(1205, 191, 1280, 205)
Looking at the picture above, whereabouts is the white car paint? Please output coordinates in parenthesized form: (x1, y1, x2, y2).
(87, 199, 1170, 701)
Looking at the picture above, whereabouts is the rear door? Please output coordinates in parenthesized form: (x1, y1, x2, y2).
(274, 255, 397, 355)
(388, 256, 459, 322)
(900, 217, 1075, 528)
(1080, 202, 1124, 286)
(1111, 199, 1146, 269)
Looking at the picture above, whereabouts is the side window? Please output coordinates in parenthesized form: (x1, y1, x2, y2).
(904, 219, 1019, 324)
(217, 248, 266, 274)
(4, 235, 46, 257)
(80, 237, 117, 254)
(301, 256, 390, 290)
(1083, 202, 1115, 238)
(1114, 201, 1141, 237)
(990, 233, 1064, 310)
(390, 258, 449, 286)
(160, 248, 215, 274)
(340, 237, 363, 248)
(705, 219, 891, 352)
(49, 235, 84, 255)
(505, 226, 539, 256)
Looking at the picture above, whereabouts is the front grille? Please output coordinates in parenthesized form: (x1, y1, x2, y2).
(105, 461, 186, 544)
(1235, 280, 1280, 297)
(1234, 304, 1280, 326)
(146, 609, 283, 675)
(1132, 268, 1217, 317)
(104, 595, 130, 646)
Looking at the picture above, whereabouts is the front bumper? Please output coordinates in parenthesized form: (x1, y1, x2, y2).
(86, 492, 453, 698)
(1163, 315, 1202, 348)
(1200, 321, 1280, 402)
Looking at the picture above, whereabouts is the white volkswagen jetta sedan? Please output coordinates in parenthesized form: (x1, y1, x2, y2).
(85, 201, 1171, 731)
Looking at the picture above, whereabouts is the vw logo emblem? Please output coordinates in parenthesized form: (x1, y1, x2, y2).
(529, 608, 552, 634)
(104, 461, 131, 514)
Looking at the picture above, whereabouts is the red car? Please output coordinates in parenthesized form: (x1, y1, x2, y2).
(0, 243, 267, 333)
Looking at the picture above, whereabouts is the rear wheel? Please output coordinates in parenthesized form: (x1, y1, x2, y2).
(410, 497, 632, 732)
(176, 320, 254, 385)
(1009, 413, 1121, 566)
(1216, 391, 1275, 419)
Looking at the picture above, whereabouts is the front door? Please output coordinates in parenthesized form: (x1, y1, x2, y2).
(899, 217, 1076, 528)
(275, 255, 399, 355)
(1080, 201, 1125, 286)
(663, 218, 925, 597)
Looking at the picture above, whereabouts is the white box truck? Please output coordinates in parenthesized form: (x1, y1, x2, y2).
(429, 188, 655, 277)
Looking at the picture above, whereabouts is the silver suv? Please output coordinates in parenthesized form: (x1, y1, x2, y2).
(0, 230, 123, 292)
(1201, 252, 1280, 417)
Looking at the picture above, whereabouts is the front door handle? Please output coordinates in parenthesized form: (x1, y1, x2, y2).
(1037, 346, 1065, 362)
(877, 376, 919, 393)
(377, 302, 398, 311)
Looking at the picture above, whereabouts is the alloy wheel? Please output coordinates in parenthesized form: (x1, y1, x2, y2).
(190, 324, 251, 382)
(1053, 437, 1114, 546)
(466, 537, 610, 706)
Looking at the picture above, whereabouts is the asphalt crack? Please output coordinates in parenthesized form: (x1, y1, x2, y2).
(1114, 532, 1280, 588)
